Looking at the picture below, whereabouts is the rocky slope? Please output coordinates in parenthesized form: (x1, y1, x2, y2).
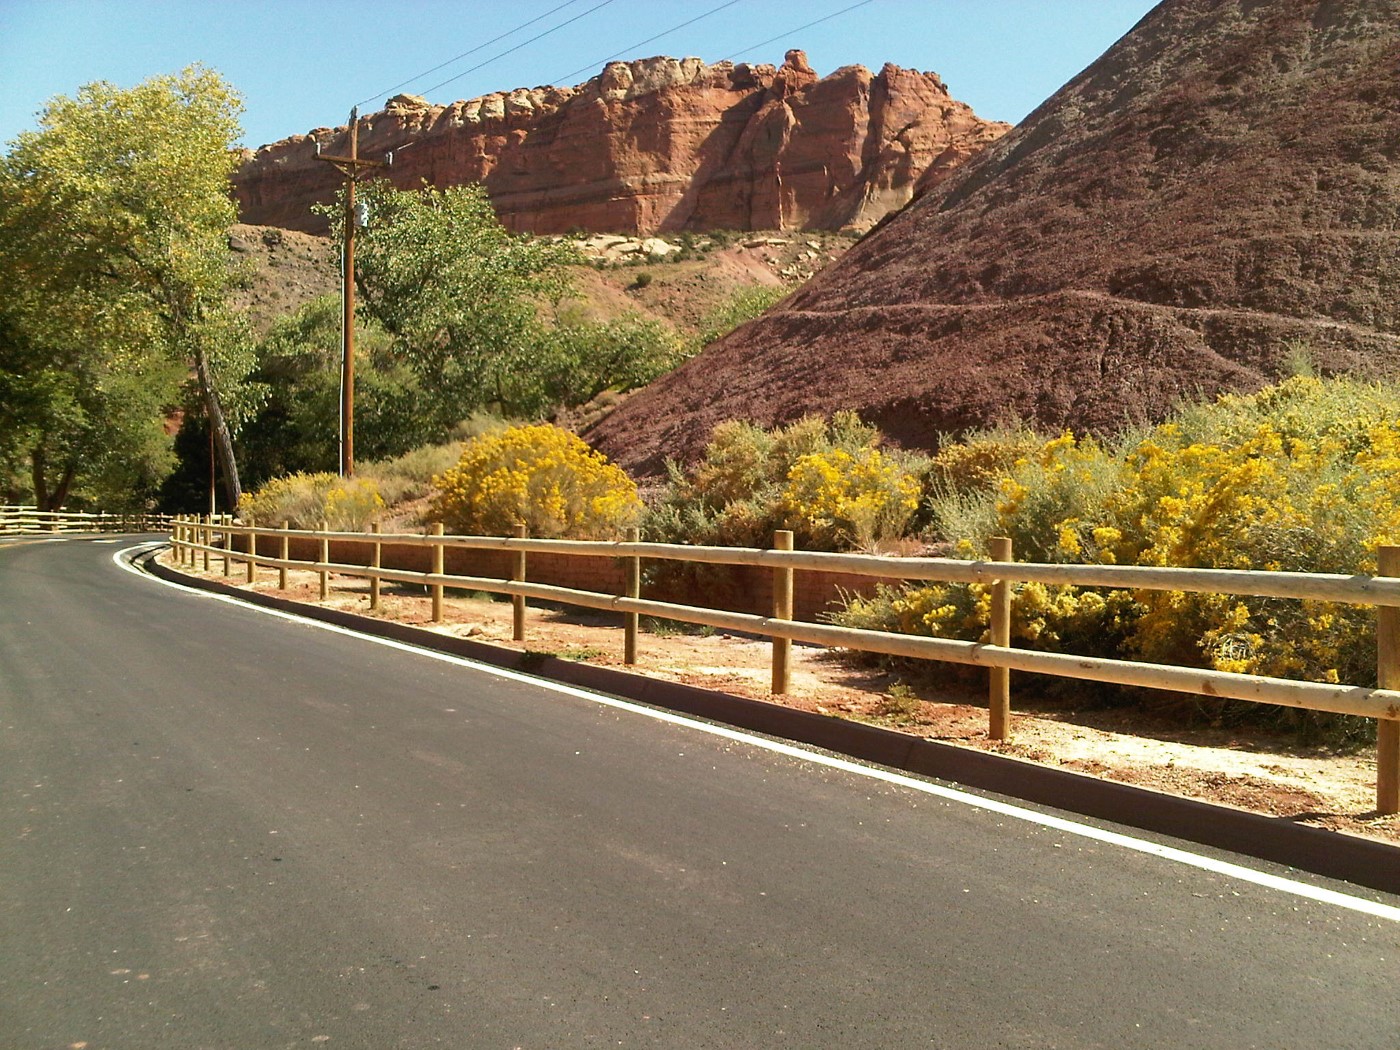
(233, 51, 1008, 236)
(587, 0, 1400, 474)
(226, 222, 856, 342)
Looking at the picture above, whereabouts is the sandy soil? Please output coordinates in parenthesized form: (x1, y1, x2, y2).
(163, 550, 1399, 846)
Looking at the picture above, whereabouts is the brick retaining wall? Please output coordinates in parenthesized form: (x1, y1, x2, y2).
(253, 535, 909, 623)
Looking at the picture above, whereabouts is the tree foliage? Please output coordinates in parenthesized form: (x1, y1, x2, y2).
(0, 66, 255, 509)
(542, 311, 686, 408)
(330, 180, 685, 427)
(328, 181, 577, 427)
(235, 295, 437, 489)
(693, 284, 788, 351)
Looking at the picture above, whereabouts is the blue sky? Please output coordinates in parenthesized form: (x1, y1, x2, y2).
(1, 0, 1158, 150)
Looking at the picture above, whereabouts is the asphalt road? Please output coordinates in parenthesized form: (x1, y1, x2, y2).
(2, 534, 1399, 1049)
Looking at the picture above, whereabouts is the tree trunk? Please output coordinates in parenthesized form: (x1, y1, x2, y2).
(31, 444, 48, 510)
(29, 445, 77, 511)
(50, 461, 77, 511)
(193, 342, 242, 511)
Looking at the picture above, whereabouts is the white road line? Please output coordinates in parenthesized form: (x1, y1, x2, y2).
(116, 543, 1400, 923)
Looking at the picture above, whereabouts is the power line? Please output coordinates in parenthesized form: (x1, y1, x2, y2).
(552, 0, 744, 86)
(721, 0, 877, 63)
(354, 0, 587, 109)
(417, 0, 618, 100)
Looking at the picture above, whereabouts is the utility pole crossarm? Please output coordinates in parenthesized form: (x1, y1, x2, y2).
(318, 155, 384, 168)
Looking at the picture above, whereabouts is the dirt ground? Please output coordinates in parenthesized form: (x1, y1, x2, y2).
(163, 550, 1400, 846)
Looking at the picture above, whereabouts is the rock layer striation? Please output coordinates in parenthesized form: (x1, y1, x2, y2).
(232, 51, 1007, 235)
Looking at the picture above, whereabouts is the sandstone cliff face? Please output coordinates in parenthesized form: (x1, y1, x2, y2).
(232, 51, 1007, 235)
(586, 0, 1400, 475)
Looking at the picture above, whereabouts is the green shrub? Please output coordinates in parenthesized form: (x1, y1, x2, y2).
(240, 472, 385, 530)
(644, 411, 924, 552)
(927, 425, 1045, 495)
(429, 423, 640, 538)
(694, 284, 788, 349)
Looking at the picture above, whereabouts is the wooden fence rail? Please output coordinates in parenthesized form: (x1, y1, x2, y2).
(2, 506, 171, 534)
(169, 515, 1400, 814)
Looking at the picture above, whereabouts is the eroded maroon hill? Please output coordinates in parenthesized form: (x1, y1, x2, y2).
(587, 0, 1400, 474)
(233, 50, 1007, 236)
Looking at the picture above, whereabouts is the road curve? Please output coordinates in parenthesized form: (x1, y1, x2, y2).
(2, 535, 1398, 1048)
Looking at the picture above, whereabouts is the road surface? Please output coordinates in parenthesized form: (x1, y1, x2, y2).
(2, 534, 1398, 1048)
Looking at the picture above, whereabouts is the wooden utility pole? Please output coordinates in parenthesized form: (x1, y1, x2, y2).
(317, 106, 382, 478)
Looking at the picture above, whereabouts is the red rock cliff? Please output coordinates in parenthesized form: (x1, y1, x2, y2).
(232, 51, 1008, 235)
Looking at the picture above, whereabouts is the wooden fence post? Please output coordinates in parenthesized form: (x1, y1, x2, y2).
(369, 522, 381, 611)
(624, 526, 640, 665)
(513, 523, 528, 642)
(1378, 546, 1400, 815)
(221, 515, 231, 576)
(279, 521, 290, 590)
(989, 536, 1014, 740)
(772, 530, 794, 695)
(201, 515, 211, 571)
(431, 522, 445, 622)
(246, 520, 257, 584)
(319, 521, 329, 600)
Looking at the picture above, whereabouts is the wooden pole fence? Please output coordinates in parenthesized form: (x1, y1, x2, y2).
(169, 522, 1400, 812)
(512, 523, 527, 642)
(772, 530, 794, 696)
(989, 536, 1013, 741)
(431, 523, 445, 623)
(369, 522, 381, 611)
(624, 526, 640, 665)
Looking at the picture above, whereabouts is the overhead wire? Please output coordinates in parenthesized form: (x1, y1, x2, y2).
(355, 0, 882, 115)
(415, 0, 617, 99)
(721, 0, 877, 62)
(342, 0, 882, 165)
(551, 0, 744, 85)
(353, 0, 591, 109)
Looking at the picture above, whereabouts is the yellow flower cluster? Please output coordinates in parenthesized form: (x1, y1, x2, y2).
(868, 578, 1131, 654)
(995, 383, 1400, 690)
(781, 446, 921, 549)
(840, 378, 1400, 734)
(429, 424, 640, 538)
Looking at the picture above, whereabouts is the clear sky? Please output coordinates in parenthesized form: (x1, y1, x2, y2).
(1, 0, 1159, 151)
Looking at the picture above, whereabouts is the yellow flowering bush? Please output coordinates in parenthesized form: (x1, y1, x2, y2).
(782, 446, 921, 549)
(927, 426, 1044, 494)
(646, 411, 930, 552)
(835, 376, 1400, 740)
(429, 424, 640, 538)
(838, 579, 1136, 662)
(240, 472, 385, 530)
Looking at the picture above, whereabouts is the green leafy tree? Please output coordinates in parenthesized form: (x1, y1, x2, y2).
(0, 66, 256, 509)
(693, 284, 788, 351)
(541, 312, 686, 407)
(328, 181, 577, 427)
(0, 297, 182, 507)
(235, 295, 437, 488)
